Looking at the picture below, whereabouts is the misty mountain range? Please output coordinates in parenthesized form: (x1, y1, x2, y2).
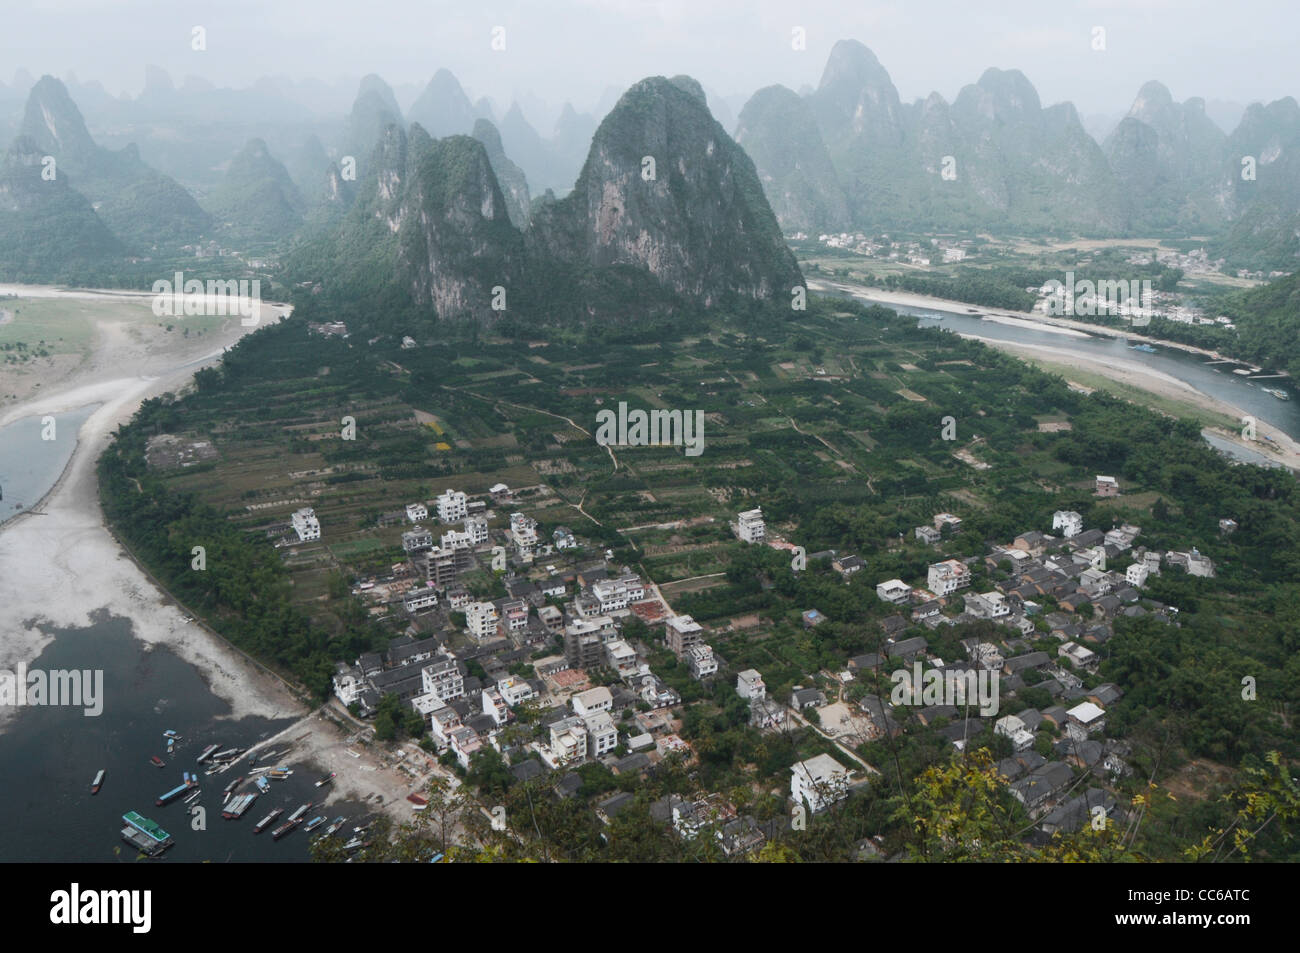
(2, 40, 1299, 301)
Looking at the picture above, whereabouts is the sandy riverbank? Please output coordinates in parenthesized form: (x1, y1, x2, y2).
(972, 337, 1300, 471)
(808, 277, 1300, 470)
(0, 286, 296, 731)
(810, 279, 1267, 367)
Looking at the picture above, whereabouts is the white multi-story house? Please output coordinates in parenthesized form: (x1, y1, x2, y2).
(994, 714, 1035, 752)
(548, 716, 588, 766)
(736, 669, 766, 700)
(876, 579, 911, 605)
(440, 528, 473, 551)
(501, 598, 529, 633)
(496, 676, 536, 707)
(291, 507, 321, 542)
(448, 725, 482, 770)
(791, 754, 850, 813)
(583, 711, 618, 758)
(965, 591, 1010, 619)
(590, 573, 646, 613)
(402, 526, 434, 553)
(1052, 510, 1083, 538)
(734, 507, 766, 544)
(465, 602, 499, 642)
(406, 502, 428, 523)
(482, 689, 510, 727)
(1066, 701, 1107, 742)
(605, 639, 639, 678)
(421, 656, 465, 703)
(1125, 563, 1149, 587)
(687, 644, 718, 679)
(510, 512, 539, 558)
(436, 489, 468, 524)
(927, 559, 971, 596)
(403, 585, 439, 612)
(428, 704, 463, 746)
(464, 515, 490, 546)
(572, 686, 614, 718)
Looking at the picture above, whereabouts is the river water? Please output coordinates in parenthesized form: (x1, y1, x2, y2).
(0, 405, 100, 524)
(0, 616, 369, 862)
(833, 287, 1300, 449)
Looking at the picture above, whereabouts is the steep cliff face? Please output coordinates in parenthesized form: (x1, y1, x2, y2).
(291, 122, 523, 324)
(20, 75, 210, 247)
(472, 118, 532, 228)
(526, 76, 802, 306)
(294, 74, 802, 327)
(734, 84, 849, 232)
(397, 127, 525, 321)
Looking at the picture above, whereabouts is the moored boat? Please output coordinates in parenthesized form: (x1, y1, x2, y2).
(196, 744, 220, 763)
(271, 820, 299, 840)
(91, 769, 105, 795)
(315, 772, 335, 788)
(150, 755, 165, 768)
(303, 816, 326, 832)
(121, 811, 174, 856)
(253, 808, 283, 833)
(323, 817, 346, 836)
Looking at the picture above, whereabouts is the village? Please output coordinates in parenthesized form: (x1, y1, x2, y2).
(288, 461, 1235, 854)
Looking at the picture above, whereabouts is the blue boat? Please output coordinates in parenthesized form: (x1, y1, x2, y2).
(156, 782, 192, 806)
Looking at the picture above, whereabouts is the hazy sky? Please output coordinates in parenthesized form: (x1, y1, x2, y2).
(4, 0, 1297, 118)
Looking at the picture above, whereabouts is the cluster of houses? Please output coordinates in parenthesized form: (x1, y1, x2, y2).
(874, 511, 1214, 637)
(804, 507, 1236, 833)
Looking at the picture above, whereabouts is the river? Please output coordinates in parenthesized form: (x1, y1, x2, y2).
(821, 283, 1300, 452)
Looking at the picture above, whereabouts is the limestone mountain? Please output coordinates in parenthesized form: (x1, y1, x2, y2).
(342, 74, 404, 173)
(500, 102, 566, 195)
(291, 75, 802, 328)
(945, 68, 1124, 233)
(734, 84, 849, 232)
(284, 134, 334, 202)
(19, 75, 209, 248)
(289, 122, 524, 327)
(742, 41, 1124, 234)
(1104, 81, 1228, 230)
(205, 138, 307, 239)
(0, 135, 122, 277)
(407, 69, 477, 139)
(1212, 97, 1300, 269)
(526, 75, 802, 307)
(472, 119, 531, 228)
